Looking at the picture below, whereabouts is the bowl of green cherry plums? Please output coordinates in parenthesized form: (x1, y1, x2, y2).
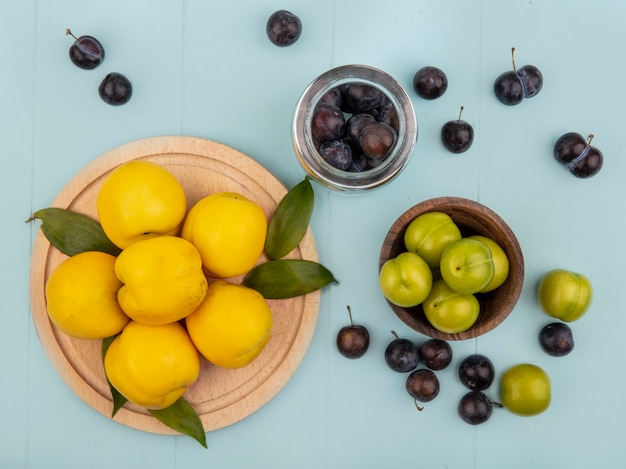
(378, 197, 524, 341)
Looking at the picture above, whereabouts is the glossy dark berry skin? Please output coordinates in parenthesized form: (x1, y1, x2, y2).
(319, 88, 343, 108)
(344, 83, 384, 112)
(311, 104, 345, 142)
(337, 324, 370, 359)
(309, 84, 399, 172)
(419, 339, 453, 371)
(345, 113, 377, 146)
(539, 322, 574, 357)
(266, 10, 302, 47)
(569, 148, 603, 178)
(494, 70, 524, 105)
(412, 66, 448, 100)
(98, 72, 132, 106)
(458, 391, 493, 425)
(494, 58, 543, 105)
(554, 132, 587, 164)
(384, 334, 420, 373)
(553, 132, 604, 178)
(67, 30, 105, 70)
(517, 65, 543, 97)
(406, 369, 440, 403)
(441, 118, 474, 154)
(458, 354, 495, 391)
(349, 153, 382, 173)
(359, 122, 397, 159)
(376, 101, 399, 131)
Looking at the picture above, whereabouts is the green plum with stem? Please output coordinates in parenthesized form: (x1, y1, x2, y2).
(440, 238, 494, 294)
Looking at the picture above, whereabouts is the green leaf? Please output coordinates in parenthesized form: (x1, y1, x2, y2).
(243, 259, 338, 299)
(101, 338, 207, 448)
(101, 335, 128, 417)
(26, 207, 121, 257)
(265, 177, 314, 260)
(149, 397, 208, 448)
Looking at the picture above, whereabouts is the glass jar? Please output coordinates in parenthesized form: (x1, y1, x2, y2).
(293, 64, 418, 192)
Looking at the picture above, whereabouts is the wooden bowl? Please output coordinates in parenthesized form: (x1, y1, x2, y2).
(378, 196, 524, 340)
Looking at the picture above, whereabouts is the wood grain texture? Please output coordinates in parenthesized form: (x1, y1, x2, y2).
(378, 196, 524, 341)
(29, 136, 321, 435)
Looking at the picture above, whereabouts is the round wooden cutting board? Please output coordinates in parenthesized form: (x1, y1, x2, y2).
(28, 136, 321, 435)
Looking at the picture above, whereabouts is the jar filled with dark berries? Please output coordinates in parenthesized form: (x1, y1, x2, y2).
(293, 65, 417, 192)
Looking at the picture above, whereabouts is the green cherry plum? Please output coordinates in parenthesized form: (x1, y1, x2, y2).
(379, 252, 433, 308)
(537, 269, 593, 322)
(439, 238, 494, 294)
(422, 280, 480, 334)
(468, 235, 509, 292)
(500, 364, 551, 416)
(404, 212, 462, 268)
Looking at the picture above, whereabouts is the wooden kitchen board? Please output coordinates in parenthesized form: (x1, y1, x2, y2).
(28, 136, 321, 435)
